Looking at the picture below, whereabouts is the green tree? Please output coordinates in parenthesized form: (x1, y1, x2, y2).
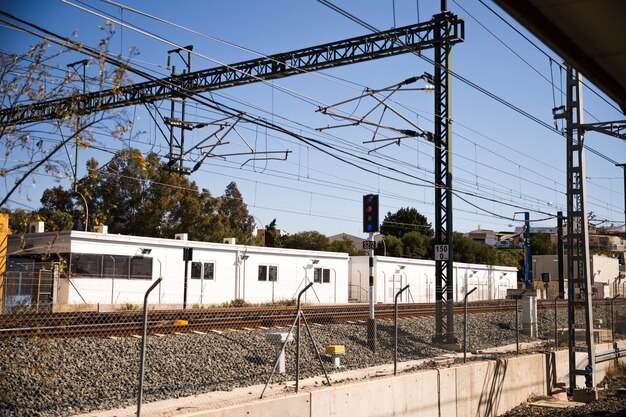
(380, 207, 433, 239)
(38, 150, 256, 244)
(1, 24, 134, 209)
(218, 182, 255, 243)
(453, 232, 499, 265)
(4, 209, 38, 234)
(327, 238, 366, 256)
(531, 233, 555, 255)
(282, 231, 329, 251)
(381, 235, 404, 257)
(264, 218, 281, 247)
(401, 231, 431, 259)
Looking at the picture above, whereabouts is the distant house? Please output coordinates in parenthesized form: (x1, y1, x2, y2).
(328, 233, 384, 253)
(467, 227, 498, 246)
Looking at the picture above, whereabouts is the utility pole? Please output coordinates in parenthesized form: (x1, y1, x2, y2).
(432, 1, 458, 345)
(363, 194, 379, 352)
(66, 59, 88, 190)
(557, 211, 565, 299)
(166, 45, 193, 174)
(617, 163, 626, 240)
(554, 65, 595, 400)
(514, 211, 533, 289)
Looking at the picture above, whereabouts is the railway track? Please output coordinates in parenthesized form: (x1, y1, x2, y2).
(0, 299, 623, 339)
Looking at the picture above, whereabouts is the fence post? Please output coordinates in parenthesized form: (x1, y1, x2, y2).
(554, 296, 559, 349)
(394, 284, 410, 375)
(295, 282, 314, 393)
(137, 276, 163, 417)
(516, 297, 520, 355)
(612, 294, 621, 343)
(464, 287, 477, 363)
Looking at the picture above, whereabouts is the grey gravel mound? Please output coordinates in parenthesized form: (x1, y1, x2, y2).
(499, 371, 626, 417)
(0, 306, 624, 417)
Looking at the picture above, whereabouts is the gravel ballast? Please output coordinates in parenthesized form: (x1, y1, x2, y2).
(1, 306, 625, 416)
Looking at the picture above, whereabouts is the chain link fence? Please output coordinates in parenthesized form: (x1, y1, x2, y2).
(1, 261, 626, 417)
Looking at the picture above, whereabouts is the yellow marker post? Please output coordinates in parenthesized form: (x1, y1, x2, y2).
(325, 345, 345, 368)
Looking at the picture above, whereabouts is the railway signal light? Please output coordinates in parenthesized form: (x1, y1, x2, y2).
(363, 194, 379, 233)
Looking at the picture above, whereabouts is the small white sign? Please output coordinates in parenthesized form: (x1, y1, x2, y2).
(435, 244, 449, 261)
(362, 240, 377, 250)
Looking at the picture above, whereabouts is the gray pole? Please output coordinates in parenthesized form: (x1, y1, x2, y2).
(464, 287, 477, 363)
(296, 282, 314, 393)
(394, 284, 410, 375)
(612, 293, 620, 343)
(516, 297, 520, 355)
(554, 296, 560, 349)
(109, 255, 115, 305)
(183, 259, 189, 309)
(137, 276, 163, 417)
(367, 232, 377, 352)
(618, 164, 626, 240)
(557, 211, 564, 298)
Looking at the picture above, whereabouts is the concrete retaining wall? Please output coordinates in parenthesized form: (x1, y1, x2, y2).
(188, 343, 625, 417)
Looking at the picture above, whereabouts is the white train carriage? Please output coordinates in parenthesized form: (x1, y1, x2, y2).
(349, 256, 517, 303)
(6, 230, 350, 309)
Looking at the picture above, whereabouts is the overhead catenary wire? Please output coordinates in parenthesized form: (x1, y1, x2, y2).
(0, 3, 597, 210)
(6, 57, 620, 221)
(476, 0, 624, 116)
(316, 0, 621, 166)
(0, 7, 616, 224)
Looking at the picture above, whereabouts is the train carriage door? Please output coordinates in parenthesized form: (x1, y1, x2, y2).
(190, 262, 202, 303)
(388, 273, 403, 303)
(192, 261, 215, 305)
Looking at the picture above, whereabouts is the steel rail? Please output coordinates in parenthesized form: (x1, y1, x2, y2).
(0, 301, 521, 338)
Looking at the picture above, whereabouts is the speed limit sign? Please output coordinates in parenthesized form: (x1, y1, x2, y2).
(435, 245, 449, 261)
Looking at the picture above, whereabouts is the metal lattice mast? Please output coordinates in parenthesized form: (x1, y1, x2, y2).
(0, 21, 464, 127)
(165, 46, 193, 173)
(432, 10, 456, 344)
(564, 65, 595, 395)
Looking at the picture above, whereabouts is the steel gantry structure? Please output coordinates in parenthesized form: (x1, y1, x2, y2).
(562, 66, 595, 398)
(0, 18, 463, 128)
(554, 66, 626, 399)
(1, 11, 464, 344)
(432, 10, 458, 344)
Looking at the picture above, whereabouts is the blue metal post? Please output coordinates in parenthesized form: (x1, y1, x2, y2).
(515, 211, 532, 290)
(524, 212, 533, 289)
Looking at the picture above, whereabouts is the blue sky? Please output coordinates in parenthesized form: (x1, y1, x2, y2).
(1, 0, 624, 237)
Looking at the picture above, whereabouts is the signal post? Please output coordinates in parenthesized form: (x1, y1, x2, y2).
(363, 194, 379, 351)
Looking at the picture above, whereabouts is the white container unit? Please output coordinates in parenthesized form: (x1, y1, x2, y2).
(8, 231, 349, 307)
(349, 255, 517, 303)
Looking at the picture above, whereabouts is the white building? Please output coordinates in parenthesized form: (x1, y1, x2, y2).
(533, 254, 623, 299)
(349, 256, 518, 303)
(6, 230, 349, 309)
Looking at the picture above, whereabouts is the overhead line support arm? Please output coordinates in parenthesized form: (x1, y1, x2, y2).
(0, 15, 463, 126)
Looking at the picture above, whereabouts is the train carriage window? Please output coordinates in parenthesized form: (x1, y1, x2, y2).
(204, 262, 214, 280)
(103, 255, 129, 278)
(70, 253, 151, 279)
(313, 267, 331, 284)
(191, 262, 202, 279)
(268, 265, 277, 282)
(70, 254, 102, 278)
(258, 265, 277, 281)
(130, 257, 152, 280)
(258, 265, 267, 281)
